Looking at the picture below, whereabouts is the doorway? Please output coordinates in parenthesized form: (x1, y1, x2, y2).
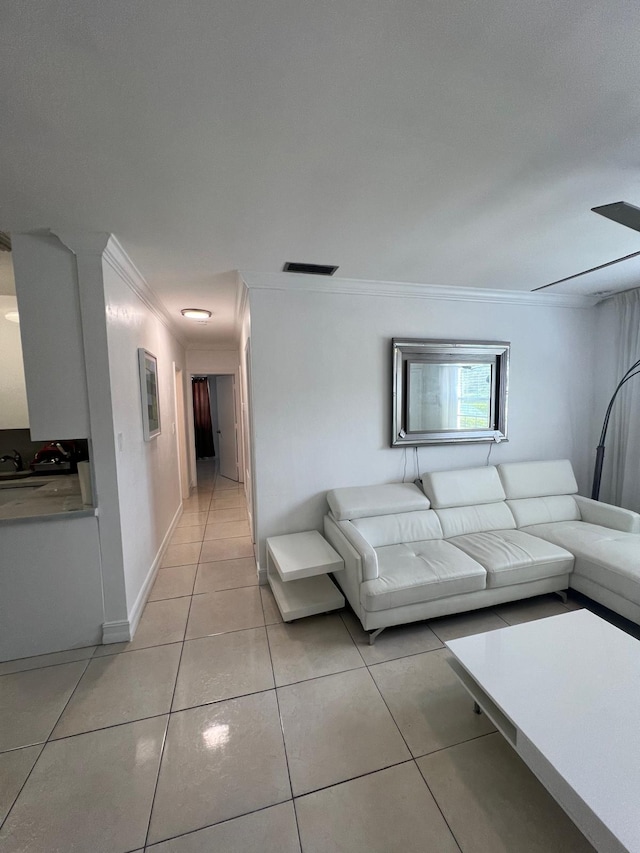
(191, 373, 239, 482)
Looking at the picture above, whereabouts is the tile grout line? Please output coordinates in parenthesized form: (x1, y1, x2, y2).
(0, 654, 92, 832)
(145, 474, 249, 848)
(142, 798, 294, 851)
(88, 614, 283, 660)
(259, 583, 304, 853)
(341, 608, 465, 853)
(293, 757, 417, 801)
(0, 670, 499, 755)
(151, 582, 260, 603)
(413, 729, 497, 761)
(414, 759, 464, 853)
(0, 648, 98, 678)
(367, 673, 464, 853)
(142, 582, 196, 849)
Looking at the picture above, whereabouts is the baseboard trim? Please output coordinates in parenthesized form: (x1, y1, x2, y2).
(102, 620, 132, 644)
(128, 502, 184, 636)
(257, 559, 267, 585)
(102, 502, 183, 644)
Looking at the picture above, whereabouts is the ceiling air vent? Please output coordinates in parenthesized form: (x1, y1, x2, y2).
(283, 262, 338, 276)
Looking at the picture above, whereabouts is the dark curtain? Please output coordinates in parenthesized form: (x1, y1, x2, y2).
(192, 378, 215, 458)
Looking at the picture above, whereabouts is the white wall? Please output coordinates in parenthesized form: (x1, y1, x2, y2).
(187, 349, 239, 374)
(103, 254, 187, 616)
(0, 296, 29, 429)
(248, 283, 597, 563)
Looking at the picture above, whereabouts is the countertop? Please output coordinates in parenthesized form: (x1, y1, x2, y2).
(0, 474, 96, 522)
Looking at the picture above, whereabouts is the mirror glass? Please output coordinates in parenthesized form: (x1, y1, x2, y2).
(407, 362, 492, 432)
(392, 339, 509, 446)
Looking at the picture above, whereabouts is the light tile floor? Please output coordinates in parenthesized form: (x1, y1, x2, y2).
(0, 462, 612, 851)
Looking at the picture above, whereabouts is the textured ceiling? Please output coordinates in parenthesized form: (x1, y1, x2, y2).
(1, 0, 640, 342)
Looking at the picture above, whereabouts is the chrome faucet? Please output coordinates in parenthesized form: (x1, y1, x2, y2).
(0, 450, 24, 471)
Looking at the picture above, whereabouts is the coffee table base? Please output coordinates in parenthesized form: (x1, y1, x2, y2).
(446, 611, 639, 853)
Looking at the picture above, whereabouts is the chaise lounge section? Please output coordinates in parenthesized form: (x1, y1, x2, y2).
(324, 460, 640, 638)
(497, 459, 640, 627)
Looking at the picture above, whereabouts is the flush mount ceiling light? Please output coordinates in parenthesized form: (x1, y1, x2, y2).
(4, 311, 19, 324)
(181, 308, 212, 320)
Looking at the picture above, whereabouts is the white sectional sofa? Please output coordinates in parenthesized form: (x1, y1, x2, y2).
(323, 459, 640, 638)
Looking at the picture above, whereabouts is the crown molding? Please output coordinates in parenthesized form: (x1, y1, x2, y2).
(234, 272, 249, 335)
(55, 230, 187, 346)
(102, 236, 187, 346)
(239, 271, 599, 309)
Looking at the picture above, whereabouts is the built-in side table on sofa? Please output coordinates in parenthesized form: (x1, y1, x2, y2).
(266, 531, 345, 621)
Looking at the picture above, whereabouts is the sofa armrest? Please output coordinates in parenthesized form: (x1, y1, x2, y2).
(323, 515, 379, 581)
(574, 495, 640, 533)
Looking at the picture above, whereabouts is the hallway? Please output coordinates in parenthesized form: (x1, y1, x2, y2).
(0, 463, 286, 852)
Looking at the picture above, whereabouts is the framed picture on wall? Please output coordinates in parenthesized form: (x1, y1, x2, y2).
(138, 348, 161, 440)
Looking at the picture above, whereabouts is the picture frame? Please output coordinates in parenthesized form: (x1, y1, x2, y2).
(392, 338, 510, 446)
(138, 348, 161, 440)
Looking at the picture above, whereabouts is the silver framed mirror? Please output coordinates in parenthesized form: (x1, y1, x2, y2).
(392, 339, 510, 446)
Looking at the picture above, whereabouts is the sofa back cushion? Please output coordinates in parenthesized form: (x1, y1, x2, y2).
(422, 466, 506, 508)
(435, 502, 516, 538)
(351, 510, 443, 548)
(326, 483, 429, 521)
(497, 459, 580, 528)
(507, 496, 580, 528)
(497, 459, 578, 499)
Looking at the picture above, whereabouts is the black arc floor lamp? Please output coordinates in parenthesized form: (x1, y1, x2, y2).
(591, 356, 640, 500)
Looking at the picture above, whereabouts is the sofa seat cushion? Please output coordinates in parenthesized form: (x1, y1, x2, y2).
(449, 530, 574, 588)
(360, 540, 486, 612)
(524, 521, 640, 604)
(523, 520, 629, 553)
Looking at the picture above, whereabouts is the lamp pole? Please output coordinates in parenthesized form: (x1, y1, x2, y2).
(591, 356, 640, 500)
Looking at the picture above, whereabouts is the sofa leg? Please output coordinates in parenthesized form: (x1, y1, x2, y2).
(555, 590, 568, 604)
(369, 627, 385, 645)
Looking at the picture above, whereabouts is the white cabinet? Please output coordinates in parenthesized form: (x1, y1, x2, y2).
(11, 233, 90, 440)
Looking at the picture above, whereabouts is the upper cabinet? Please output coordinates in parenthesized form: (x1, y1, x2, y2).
(11, 233, 91, 440)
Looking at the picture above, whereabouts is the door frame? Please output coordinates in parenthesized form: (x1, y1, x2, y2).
(173, 364, 190, 500)
(187, 368, 244, 490)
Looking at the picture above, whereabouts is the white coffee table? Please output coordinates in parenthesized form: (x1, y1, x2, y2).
(266, 531, 345, 621)
(446, 609, 640, 853)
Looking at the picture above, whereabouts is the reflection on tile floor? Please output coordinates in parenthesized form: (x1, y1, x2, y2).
(0, 463, 598, 852)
